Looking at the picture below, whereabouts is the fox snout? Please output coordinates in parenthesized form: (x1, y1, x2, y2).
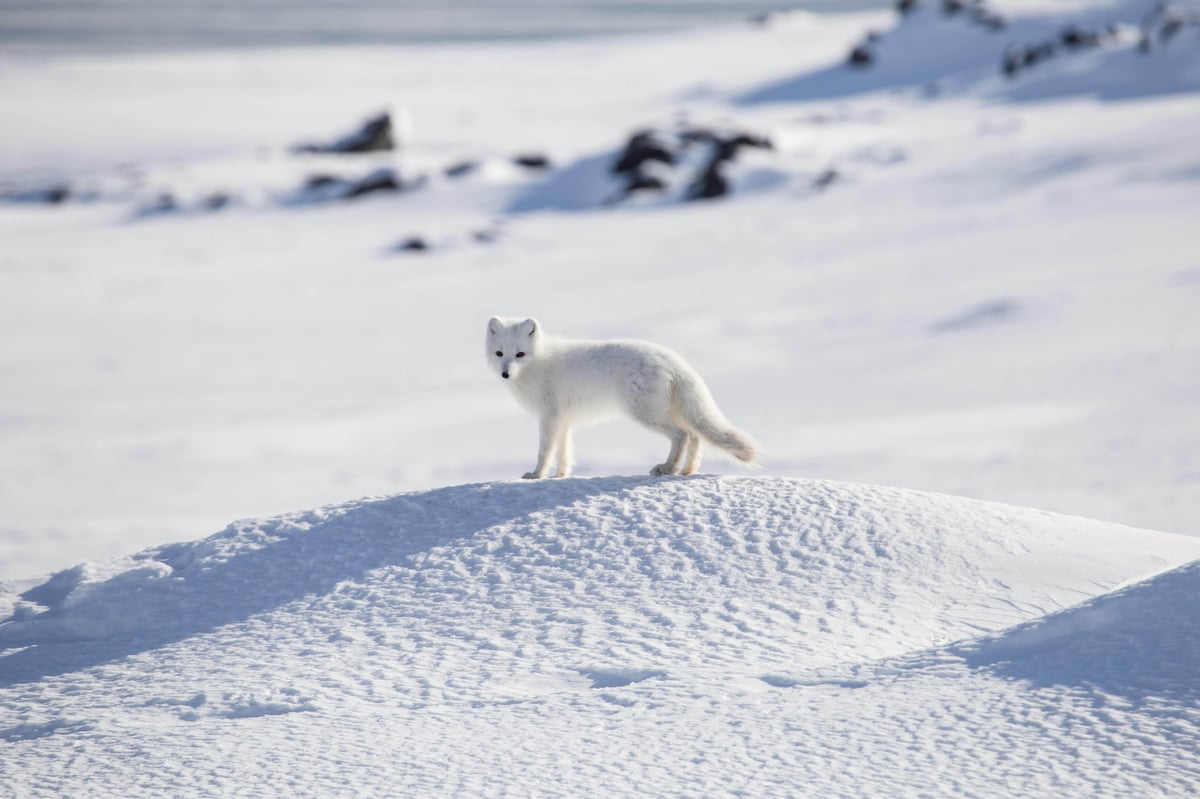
(496, 355, 527, 380)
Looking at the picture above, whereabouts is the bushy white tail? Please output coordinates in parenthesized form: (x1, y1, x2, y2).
(673, 374, 762, 465)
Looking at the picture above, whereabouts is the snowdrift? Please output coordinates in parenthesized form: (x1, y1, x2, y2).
(2, 477, 1199, 796)
(957, 557, 1200, 701)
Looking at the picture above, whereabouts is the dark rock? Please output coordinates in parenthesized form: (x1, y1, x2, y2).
(681, 127, 772, 162)
(971, 10, 1006, 31)
(395, 236, 429, 252)
(1002, 39, 1058, 78)
(604, 167, 669, 206)
(10, 184, 71, 204)
(300, 168, 403, 201)
(1023, 42, 1057, 67)
(305, 174, 341, 190)
(1159, 17, 1186, 45)
(203, 192, 232, 210)
(472, 230, 498, 244)
(848, 43, 875, 68)
(44, 185, 70, 204)
(718, 132, 773, 160)
(1138, 5, 1200, 50)
(606, 123, 774, 205)
(295, 111, 395, 154)
(676, 127, 714, 146)
(813, 169, 840, 190)
(897, 0, 920, 15)
(942, 0, 966, 16)
(1060, 25, 1102, 49)
(625, 171, 668, 195)
(133, 192, 178, 217)
(685, 163, 729, 201)
(151, 193, 178, 213)
(513, 153, 552, 170)
(1002, 47, 1023, 78)
(444, 160, 479, 178)
(342, 168, 402, 199)
(612, 131, 676, 174)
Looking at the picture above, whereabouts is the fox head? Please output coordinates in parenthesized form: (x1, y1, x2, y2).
(486, 317, 541, 381)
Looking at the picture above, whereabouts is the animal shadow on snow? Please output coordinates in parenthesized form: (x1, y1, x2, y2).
(0, 477, 646, 687)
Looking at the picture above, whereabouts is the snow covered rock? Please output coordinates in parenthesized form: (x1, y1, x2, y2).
(510, 122, 773, 210)
(292, 167, 406, 203)
(293, 111, 399, 154)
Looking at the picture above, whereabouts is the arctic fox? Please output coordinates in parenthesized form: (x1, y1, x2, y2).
(486, 317, 760, 479)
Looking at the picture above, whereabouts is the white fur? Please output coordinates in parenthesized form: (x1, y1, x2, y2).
(486, 316, 761, 479)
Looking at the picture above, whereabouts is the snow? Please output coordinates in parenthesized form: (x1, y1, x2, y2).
(0, 0, 885, 53)
(2, 0, 1200, 792)
(3, 476, 1200, 796)
(2, 1, 1199, 580)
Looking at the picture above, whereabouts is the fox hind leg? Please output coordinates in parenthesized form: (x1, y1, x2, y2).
(628, 387, 689, 476)
(650, 428, 690, 476)
(679, 432, 702, 475)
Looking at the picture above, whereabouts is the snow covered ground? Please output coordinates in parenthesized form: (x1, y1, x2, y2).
(2, 0, 1198, 579)
(2, 2, 1200, 793)
(3, 476, 1200, 797)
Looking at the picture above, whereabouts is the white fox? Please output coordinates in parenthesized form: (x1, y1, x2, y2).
(486, 317, 760, 479)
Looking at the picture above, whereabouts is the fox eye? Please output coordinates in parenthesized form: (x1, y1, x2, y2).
(516, 352, 525, 358)
(495, 350, 503, 357)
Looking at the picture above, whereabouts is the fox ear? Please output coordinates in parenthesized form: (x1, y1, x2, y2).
(487, 317, 502, 335)
(520, 318, 538, 337)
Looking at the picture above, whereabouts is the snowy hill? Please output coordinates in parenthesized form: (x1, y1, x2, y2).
(2, 476, 1199, 797)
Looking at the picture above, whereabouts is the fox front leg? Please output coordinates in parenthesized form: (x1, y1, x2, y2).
(523, 414, 565, 479)
(554, 426, 574, 478)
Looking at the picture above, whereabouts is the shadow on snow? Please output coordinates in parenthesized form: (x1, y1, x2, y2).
(953, 559, 1200, 704)
(0, 477, 653, 687)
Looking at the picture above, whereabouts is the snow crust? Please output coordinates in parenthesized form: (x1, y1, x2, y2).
(2, 475, 1199, 796)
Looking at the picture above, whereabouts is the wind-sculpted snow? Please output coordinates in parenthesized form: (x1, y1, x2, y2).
(958, 559, 1200, 701)
(2, 477, 1199, 797)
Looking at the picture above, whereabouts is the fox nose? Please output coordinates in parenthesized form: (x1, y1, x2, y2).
(501, 371, 510, 379)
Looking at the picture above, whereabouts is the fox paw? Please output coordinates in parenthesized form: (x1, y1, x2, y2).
(650, 464, 677, 477)
(522, 471, 543, 480)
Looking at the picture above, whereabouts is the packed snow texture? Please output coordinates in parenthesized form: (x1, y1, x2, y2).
(3, 476, 1199, 797)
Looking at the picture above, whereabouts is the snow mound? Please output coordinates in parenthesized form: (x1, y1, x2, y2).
(3, 476, 1199, 796)
(2, 476, 1193, 679)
